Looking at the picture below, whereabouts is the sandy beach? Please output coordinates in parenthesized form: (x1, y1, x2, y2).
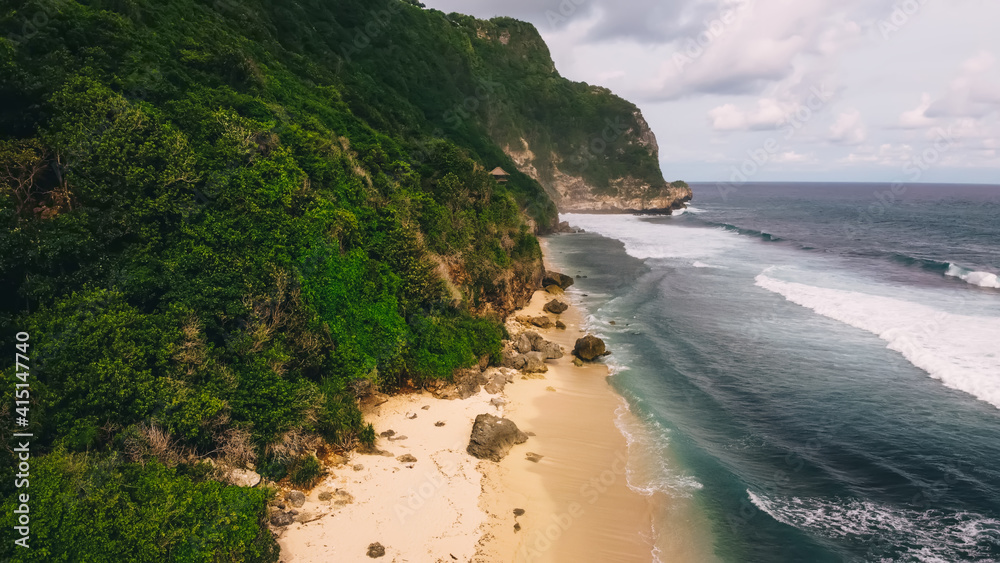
(276, 385, 497, 561)
(277, 243, 653, 562)
(473, 288, 655, 563)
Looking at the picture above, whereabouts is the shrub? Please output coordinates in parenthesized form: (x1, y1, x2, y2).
(358, 423, 377, 449)
(289, 454, 324, 488)
(25, 289, 179, 445)
(0, 449, 279, 562)
(408, 312, 504, 380)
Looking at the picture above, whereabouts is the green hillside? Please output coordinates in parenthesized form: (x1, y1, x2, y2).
(0, 1, 667, 560)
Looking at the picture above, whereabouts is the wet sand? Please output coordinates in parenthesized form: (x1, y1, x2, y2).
(475, 258, 655, 562)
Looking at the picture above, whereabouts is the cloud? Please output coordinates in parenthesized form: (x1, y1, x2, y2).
(926, 51, 1000, 119)
(897, 51, 1000, 129)
(641, 0, 872, 100)
(898, 93, 936, 129)
(580, 0, 716, 44)
(708, 98, 793, 131)
(829, 109, 867, 144)
(772, 150, 813, 163)
(839, 143, 915, 166)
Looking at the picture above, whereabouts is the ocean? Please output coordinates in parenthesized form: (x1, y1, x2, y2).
(547, 182, 1000, 562)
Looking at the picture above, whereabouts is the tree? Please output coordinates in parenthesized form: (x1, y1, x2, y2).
(0, 138, 66, 218)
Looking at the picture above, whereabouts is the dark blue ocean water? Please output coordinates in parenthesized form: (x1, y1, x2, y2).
(548, 183, 1000, 562)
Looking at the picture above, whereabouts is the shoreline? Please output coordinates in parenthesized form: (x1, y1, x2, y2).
(473, 264, 656, 562)
(276, 237, 655, 562)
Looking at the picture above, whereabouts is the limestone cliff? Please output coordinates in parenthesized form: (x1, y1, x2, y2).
(503, 113, 692, 214)
(454, 17, 692, 214)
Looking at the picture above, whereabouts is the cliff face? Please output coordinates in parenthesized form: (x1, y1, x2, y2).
(458, 18, 692, 214)
(504, 124, 693, 214)
(542, 171, 693, 214)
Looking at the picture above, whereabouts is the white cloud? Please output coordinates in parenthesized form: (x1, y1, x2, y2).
(829, 109, 867, 144)
(962, 50, 995, 74)
(642, 0, 871, 100)
(941, 118, 991, 142)
(772, 150, 814, 163)
(839, 143, 915, 167)
(895, 51, 1000, 130)
(707, 98, 792, 131)
(898, 93, 935, 129)
(707, 104, 748, 130)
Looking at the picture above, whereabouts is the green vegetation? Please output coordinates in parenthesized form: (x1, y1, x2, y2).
(288, 454, 323, 488)
(440, 15, 669, 193)
(1, 448, 278, 562)
(0, 0, 656, 560)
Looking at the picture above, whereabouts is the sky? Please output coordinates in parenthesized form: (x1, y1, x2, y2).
(421, 0, 1000, 184)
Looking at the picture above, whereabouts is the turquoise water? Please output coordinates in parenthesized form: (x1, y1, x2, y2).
(548, 183, 1000, 562)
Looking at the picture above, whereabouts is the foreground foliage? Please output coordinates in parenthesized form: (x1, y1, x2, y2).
(1, 449, 278, 562)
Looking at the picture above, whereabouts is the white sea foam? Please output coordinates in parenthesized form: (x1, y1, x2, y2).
(613, 399, 703, 498)
(755, 273, 1000, 409)
(563, 213, 739, 261)
(692, 261, 727, 269)
(671, 206, 704, 216)
(748, 490, 1000, 562)
(945, 263, 1000, 289)
(581, 313, 606, 337)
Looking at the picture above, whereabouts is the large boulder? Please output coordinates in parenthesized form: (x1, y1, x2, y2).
(483, 369, 513, 394)
(521, 331, 562, 359)
(522, 331, 543, 350)
(522, 351, 548, 373)
(536, 317, 554, 329)
(424, 368, 487, 400)
(467, 414, 529, 461)
(573, 335, 608, 361)
(454, 368, 486, 399)
(555, 221, 581, 233)
(501, 350, 527, 370)
(457, 368, 490, 399)
(515, 333, 533, 354)
(543, 271, 575, 290)
(225, 467, 262, 488)
(270, 510, 295, 527)
(543, 299, 569, 314)
(287, 490, 306, 508)
(536, 340, 564, 360)
(517, 315, 553, 329)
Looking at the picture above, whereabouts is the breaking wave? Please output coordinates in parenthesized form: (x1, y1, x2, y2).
(748, 490, 1000, 562)
(755, 273, 1000, 409)
(946, 263, 1000, 289)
